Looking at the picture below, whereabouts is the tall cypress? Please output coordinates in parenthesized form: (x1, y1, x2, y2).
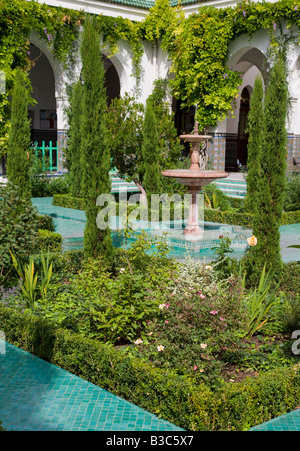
(80, 17, 113, 261)
(244, 75, 264, 215)
(7, 68, 32, 200)
(141, 100, 161, 199)
(246, 54, 288, 282)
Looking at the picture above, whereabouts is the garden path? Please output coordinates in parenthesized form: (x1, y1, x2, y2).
(0, 341, 183, 431)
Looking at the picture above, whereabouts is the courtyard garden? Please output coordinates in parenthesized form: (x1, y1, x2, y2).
(0, 0, 300, 432)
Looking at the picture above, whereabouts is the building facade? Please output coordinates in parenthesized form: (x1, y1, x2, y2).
(18, 0, 300, 173)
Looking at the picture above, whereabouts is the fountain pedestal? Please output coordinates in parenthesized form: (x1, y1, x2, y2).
(162, 129, 228, 240)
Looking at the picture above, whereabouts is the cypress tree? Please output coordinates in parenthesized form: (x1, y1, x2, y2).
(7, 68, 32, 200)
(80, 17, 113, 261)
(141, 100, 161, 199)
(246, 54, 288, 282)
(66, 79, 83, 197)
(244, 75, 264, 215)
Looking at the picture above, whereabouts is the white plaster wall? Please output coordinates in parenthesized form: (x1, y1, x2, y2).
(286, 44, 300, 134)
(226, 65, 260, 135)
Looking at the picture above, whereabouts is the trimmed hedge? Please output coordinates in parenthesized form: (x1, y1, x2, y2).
(35, 229, 62, 253)
(53, 195, 300, 226)
(205, 209, 300, 227)
(52, 194, 86, 211)
(1, 305, 300, 431)
(282, 210, 300, 225)
(204, 209, 254, 228)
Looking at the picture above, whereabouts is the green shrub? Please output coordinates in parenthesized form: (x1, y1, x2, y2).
(204, 209, 254, 227)
(31, 174, 70, 197)
(32, 232, 176, 344)
(53, 194, 300, 226)
(281, 210, 300, 225)
(203, 184, 233, 211)
(52, 194, 86, 210)
(284, 174, 300, 212)
(0, 183, 40, 285)
(1, 305, 300, 431)
(280, 262, 300, 294)
(36, 214, 55, 232)
(34, 229, 62, 253)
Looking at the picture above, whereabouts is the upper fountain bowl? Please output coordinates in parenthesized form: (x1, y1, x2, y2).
(179, 134, 212, 143)
(161, 168, 228, 188)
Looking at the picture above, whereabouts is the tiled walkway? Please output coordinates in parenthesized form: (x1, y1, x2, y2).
(0, 342, 183, 431)
(250, 409, 300, 431)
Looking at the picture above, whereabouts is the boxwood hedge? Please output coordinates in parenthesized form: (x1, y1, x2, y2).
(1, 305, 300, 431)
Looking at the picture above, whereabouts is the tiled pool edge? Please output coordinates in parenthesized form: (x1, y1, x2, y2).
(0, 342, 184, 432)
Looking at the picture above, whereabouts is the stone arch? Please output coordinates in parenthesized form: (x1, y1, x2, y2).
(223, 39, 268, 170)
(101, 42, 135, 99)
(28, 43, 58, 146)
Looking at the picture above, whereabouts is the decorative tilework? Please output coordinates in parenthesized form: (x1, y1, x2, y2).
(0, 342, 184, 431)
(57, 130, 67, 174)
(207, 133, 226, 171)
(287, 134, 300, 172)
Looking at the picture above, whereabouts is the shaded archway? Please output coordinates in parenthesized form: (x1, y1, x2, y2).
(237, 86, 250, 166)
(28, 43, 57, 146)
(224, 43, 267, 170)
(103, 55, 120, 104)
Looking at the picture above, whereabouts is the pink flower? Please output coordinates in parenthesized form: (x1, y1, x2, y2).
(220, 317, 225, 321)
(200, 294, 205, 299)
(165, 320, 169, 324)
(210, 310, 218, 315)
(165, 304, 170, 309)
(194, 365, 197, 371)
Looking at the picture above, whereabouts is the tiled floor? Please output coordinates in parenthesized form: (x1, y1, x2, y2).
(0, 342, 183, 431)
(250, 409, 300, 431)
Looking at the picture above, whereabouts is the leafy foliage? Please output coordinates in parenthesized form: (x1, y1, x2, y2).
(246, 52, 288, 282)
(244, 75, 264, 215)
(6, 67, 32, 200)
(141, 101, 161, 198)
(0, 183, 40, 284)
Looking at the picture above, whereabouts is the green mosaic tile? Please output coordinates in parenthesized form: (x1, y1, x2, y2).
(250, 410, 300, 431)
(0, 342, 183, 431)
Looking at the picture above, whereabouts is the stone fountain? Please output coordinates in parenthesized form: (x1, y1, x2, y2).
(162, 121, 228, 240)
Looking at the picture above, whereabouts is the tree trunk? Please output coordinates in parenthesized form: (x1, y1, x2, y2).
(134, 179, 147, 206)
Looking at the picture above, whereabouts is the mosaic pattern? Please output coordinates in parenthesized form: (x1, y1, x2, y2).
(287, 134, 300, 172)
(57, 130, 67, 174)
(0, 342, 183, 431)
(250, 409, 300, 431)
(207, 133, 226, 171)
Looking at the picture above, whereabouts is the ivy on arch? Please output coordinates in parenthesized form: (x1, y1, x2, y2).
(1, 0, 300, 155)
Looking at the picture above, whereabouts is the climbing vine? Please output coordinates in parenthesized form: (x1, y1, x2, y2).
(2, 0, 300, 153)
(166, 0, 300, 130)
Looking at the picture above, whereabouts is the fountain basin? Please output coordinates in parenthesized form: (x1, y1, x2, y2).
(162, 169, 228, 239)
(161, 169, 228, 188)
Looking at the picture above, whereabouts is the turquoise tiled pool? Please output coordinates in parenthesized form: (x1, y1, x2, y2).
(0, 342, 183, 431)
(32, 197, 300, 262)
